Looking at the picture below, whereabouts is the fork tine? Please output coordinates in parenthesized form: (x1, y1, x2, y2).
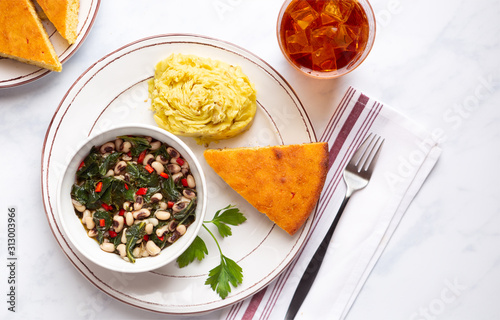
(352, 133, 373, 166)
(364, 137, 384, 173)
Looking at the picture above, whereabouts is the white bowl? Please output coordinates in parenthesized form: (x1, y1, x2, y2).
(57, 124, 207, 273)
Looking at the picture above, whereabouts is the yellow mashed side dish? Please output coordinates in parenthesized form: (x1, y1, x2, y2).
(148, 53, 257, 145)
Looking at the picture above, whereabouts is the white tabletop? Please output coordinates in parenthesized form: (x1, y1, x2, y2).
(1, 0, 499, 319)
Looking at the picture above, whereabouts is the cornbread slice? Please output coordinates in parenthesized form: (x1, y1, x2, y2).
(36, 0, 80, 44)
(204, 142, 329, 235)
(0, 0, 62, 72)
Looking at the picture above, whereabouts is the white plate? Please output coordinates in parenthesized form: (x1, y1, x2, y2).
(41, 34, 317, 314)
(0, 0, 100, 88)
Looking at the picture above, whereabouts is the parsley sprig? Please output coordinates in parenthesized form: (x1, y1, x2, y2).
(176, 205, 247, 299)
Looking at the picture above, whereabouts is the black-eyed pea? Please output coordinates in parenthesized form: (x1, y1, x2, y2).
(172, 201, 187, 213)
(121, 228, 127, 243)
(123, 201, 132, 211)
(155, 210, 170, 220)
(182, 189, 196, 199)
(176, 224, 187, 236)
(132, 246, 141, 258)
(151, 161, 164, 174)
(167, 233, 178, 243)
(85, 216, 95, 230)
(72, 199, 86, 212)
(88, 229, 98, 237)
(105, 169, 114, 177)
(145, 223, 154, 235)
(120, 141, 132, 153)
(143, 154, 155, 165)
(115, 138, 123, 150)
(158, 201, 168, 210)
(168, 220, 178, 232)
(150, 141, 161, 151)
(141, 248, 150, 257)
(100, 242, 115, 253)
(150, 193, 163, 203)
(116, 244, 126, 258)
(147, 217, 159, 227)
(125, 211, 134, 226)
(121, 154, 132, 161)
(172, 172, 183, 183)
(99, 142, 115, 154)
(156, 225, 169, 238)
(167, 164, 181, 173)
(133, 196, 144, 210)
(133, 208, 150, 219)
(187, 174, 196, 188)
(82, 210, 91, 223)
(146, 240, 161, 256)
(114, 161, 127, 175)
(156, 154, 169, 165)
(166, 147, 180, 159)
(113, 215, 125, 233)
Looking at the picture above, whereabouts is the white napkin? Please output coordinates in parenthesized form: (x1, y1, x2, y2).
(219, 87, 442, 320)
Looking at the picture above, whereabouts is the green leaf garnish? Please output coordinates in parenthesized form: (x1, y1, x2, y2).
(176, 236, 208, 268)
(205, 255, 243, 300)
(205, 205, 247, 238)
(176, 205, 246, 300)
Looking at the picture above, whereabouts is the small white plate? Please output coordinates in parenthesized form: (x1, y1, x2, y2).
(41, 34, 318, 314)
(0, 0, 100, 88)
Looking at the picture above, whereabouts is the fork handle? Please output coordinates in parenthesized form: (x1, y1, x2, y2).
(284, 193, 352, 320)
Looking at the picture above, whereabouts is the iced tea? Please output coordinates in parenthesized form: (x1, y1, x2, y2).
(278, 0, 374, 77)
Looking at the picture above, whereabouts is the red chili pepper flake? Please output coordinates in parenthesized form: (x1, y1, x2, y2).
(124, 183, 129, 190)
(167, 201, 174, 208)
(138, 150, 147, 164)
(181, 178, 188, 187)
(176, 158, 185, 166)
(119, 209, 125, 216)
(160, 172, 169, 179)
(145, 164, 154, 173)
(143, 235, 149, 242)
(109, 230, 117, 238)
(101, 203, 112, 211)
(127, 151, 132, 157)
(99, 219, 105, 227)
(78, 161, 85, 170)
(158, 235, 164, 241)
(136, 187, 148, 195)
(95, 181, 103, 193)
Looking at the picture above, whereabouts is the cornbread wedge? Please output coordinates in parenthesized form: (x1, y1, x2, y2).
(0, 0, 62, 72)
(36, 0, 79, 44)
(204, 142, 329, 235)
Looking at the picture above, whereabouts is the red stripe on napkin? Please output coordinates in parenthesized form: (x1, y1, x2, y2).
(241, 288, 267, 320)
(328, 93, 368, 170)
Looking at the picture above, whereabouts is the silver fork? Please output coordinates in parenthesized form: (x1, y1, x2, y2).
(285, 133, 384, 320)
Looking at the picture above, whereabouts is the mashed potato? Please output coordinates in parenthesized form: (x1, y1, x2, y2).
(148, 53, 257, 145)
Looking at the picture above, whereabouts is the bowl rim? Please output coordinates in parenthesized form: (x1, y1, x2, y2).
(276, 0, 377, 79)
(56, 124, 207, 273)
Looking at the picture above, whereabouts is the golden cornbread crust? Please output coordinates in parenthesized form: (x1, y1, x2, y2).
(204, 142, 329, 235)
(36, 0, 80, 44)
(0, 0, 62, 72)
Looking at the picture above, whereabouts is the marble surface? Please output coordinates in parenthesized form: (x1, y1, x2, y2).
(1, 0, 499, 319)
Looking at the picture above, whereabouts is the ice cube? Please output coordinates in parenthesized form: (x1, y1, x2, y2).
(312, 45, 337, 71)
(322, 0, 354, 23)
(286, 29, 313, 55)
(290, 0, 320, 30)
